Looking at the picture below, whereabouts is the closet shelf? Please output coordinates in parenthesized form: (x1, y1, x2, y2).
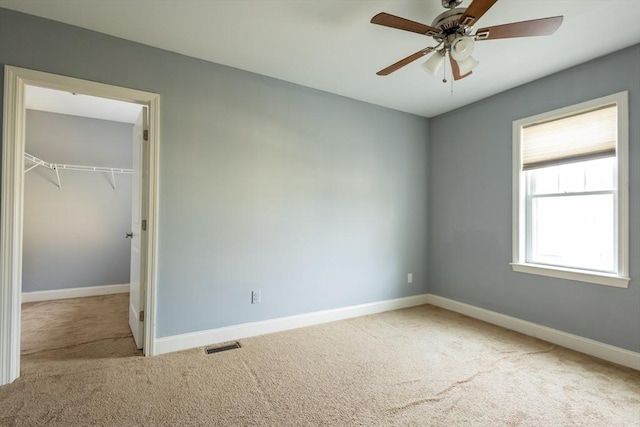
(24, 152, 133, 190)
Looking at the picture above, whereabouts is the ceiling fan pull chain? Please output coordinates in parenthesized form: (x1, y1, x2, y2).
(442, 55, 447, 84)
(444, 52, 454, 96)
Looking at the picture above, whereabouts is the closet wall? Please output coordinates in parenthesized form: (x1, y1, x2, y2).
(23, 109, 134, 293)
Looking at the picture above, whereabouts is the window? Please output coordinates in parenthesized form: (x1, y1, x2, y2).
(512, 92, 629, 288)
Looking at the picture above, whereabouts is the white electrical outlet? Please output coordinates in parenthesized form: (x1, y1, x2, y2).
(407, 273, 413, 283)
(251, 290, 261, 304)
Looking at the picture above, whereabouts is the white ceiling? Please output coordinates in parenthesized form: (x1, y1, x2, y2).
(25, 85, 142, 124)
(3, 0, 639, 118)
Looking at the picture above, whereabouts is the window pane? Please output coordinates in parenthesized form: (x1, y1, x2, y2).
(528, 157, 615, 195)
(585, 157, 615, 191)
(557, 162, 585, 193)
(529, 194, 615, 272)
(529, 167, 558, 195)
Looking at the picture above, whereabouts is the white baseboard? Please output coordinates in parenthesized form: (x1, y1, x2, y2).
(426, 295, 640, 371)
(154, 292, 639, 371)
(155, 293, 431, 355)
(22, 283, 130, 303)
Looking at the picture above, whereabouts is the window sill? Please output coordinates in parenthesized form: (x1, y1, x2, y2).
(510, 263, 630, 288)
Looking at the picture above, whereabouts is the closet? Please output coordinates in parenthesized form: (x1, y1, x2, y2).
(22, 94, 138, 297)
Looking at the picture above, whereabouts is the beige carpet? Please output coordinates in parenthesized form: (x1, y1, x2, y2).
(20, 293, 139, 358)
(1, 295, 639, 426)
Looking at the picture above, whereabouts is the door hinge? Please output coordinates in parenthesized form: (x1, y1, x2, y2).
(139, 310, 145, 322)
(143, 129, 149, 141)
(142, 219, 147, 231)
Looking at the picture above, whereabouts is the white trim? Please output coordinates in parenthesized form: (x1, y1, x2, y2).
(0, 66, 160, 386)
(426, 295, 640, 370)
(512, 91, 630, 287)
(511, 263, 630, 288)
(0, 65, 23, 386)
(512, 120, 526, 266)
(144, 95, 160, 357)
(155, 293, 639, 371)
(22, 284, 130, 303)
(616, 92, 630, 279)
(155, 294, 431, 355)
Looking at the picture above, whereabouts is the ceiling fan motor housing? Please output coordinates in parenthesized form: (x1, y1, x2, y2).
(432, 8, 468, 37)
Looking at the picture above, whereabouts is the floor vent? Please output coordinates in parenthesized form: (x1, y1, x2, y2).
(205, 342, 241, 355)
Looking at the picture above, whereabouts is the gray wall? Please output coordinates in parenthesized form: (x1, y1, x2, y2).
(23, 110, 133, 292)
(0, 9, 430, 337)
(428, 45, 640, 352)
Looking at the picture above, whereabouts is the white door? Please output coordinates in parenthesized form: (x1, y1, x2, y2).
(129, 107, 148, 349)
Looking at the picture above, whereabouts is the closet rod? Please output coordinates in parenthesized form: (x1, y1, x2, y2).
(24, 152, 133, 190)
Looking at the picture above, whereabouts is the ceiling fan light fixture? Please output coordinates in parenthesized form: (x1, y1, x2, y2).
(422, 51, 445, 76)
(450, 36, 475, 61)
(456, 56, 480, 75)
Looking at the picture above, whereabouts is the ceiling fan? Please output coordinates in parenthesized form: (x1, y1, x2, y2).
(371, 0, 563, 81)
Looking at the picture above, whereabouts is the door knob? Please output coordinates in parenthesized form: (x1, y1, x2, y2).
(125, 232, 133, 239)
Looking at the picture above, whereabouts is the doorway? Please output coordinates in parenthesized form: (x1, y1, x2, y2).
(22, 86, 142, 354)
(1, 66, 160, 385)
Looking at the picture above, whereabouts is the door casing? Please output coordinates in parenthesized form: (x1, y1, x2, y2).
(0, 65, 161, 385)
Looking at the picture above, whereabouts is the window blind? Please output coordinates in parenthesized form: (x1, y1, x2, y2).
(522, 104, 617, 170)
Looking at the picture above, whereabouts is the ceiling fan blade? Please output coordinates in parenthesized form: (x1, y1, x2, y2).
(376, 47, 435, 76)
(458, 0, 498, 27)
(449, 55, 472, 81)
(475, 16, 563, 40)
(371, 12, 441, 36)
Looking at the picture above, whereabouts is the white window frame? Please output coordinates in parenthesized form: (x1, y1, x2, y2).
(511, 91, 630, 288)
